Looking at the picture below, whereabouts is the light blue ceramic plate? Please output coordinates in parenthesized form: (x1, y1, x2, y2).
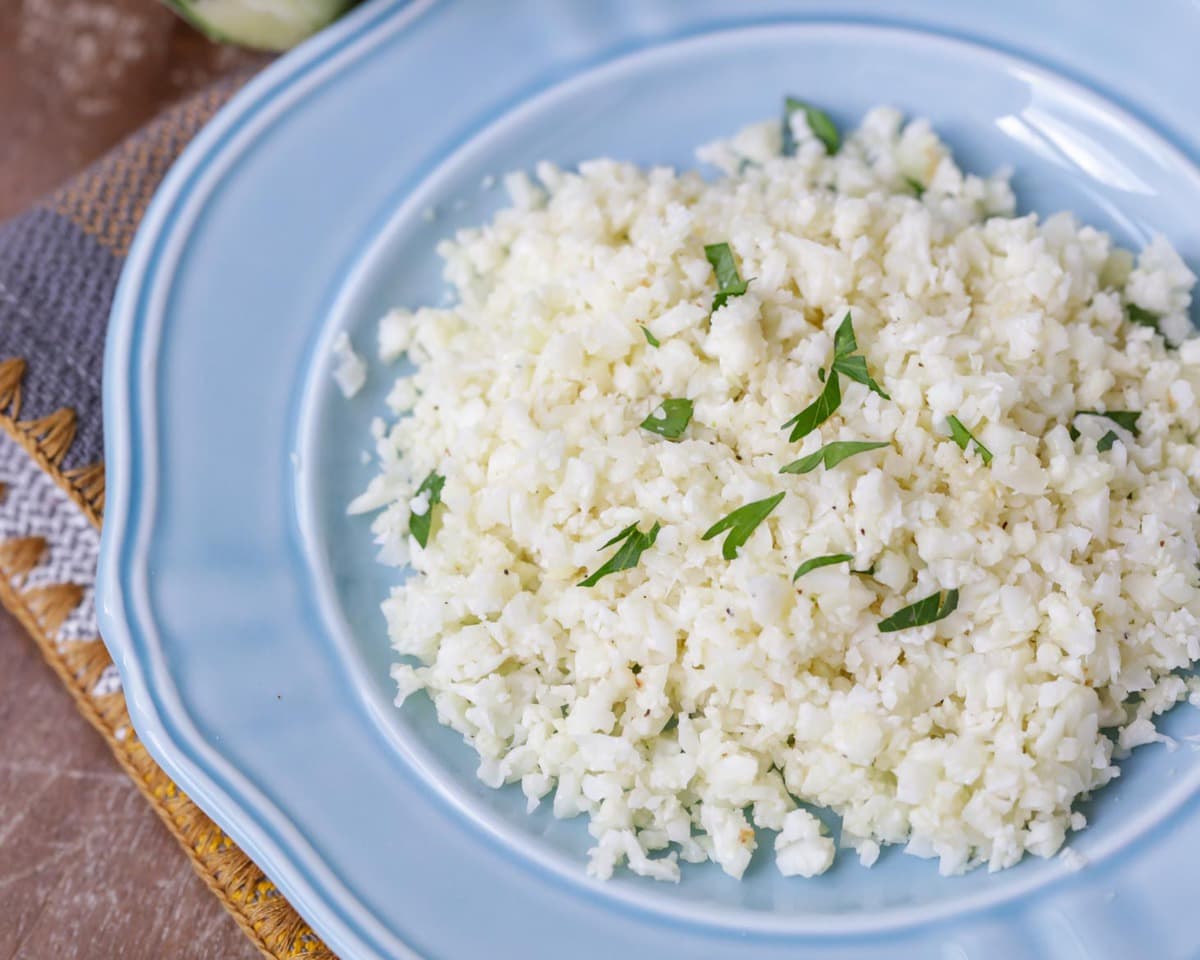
(99, 2, 1200, 957)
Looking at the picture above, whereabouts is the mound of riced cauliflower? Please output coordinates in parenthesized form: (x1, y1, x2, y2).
(348, 105, 1200, 882)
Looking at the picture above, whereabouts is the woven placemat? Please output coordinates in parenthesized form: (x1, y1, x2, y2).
(0, 75, 335, 960)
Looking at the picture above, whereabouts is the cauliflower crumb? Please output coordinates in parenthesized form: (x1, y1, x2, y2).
(775, 810, 835, 877)
(331, 332, 367, 397)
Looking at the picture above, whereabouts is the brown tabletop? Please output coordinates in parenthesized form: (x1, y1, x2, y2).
(1, 2, 267, 957)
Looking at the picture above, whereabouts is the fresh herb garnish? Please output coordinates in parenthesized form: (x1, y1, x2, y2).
(640, 398, 694, 440)
(780, 440, 889, 475)
(905, 176, 925, 198)
(578, 521, 661, 587)
(878, 588, 959, 633)
(832, 354, 890, 399)
(946, 415, 993, 465)
(793, 553, 854, 580)
(702, 492, 786, 560)
(409, 471, 445, 548)
(830, 312, 889, 398)
(640, 325, 661, 347)
(781, 371, 841, 442)
(1076, 410, 1141, 435)
(782, 98, 840, 156)
(1069, 410, 1141, 447)
(1127, 303, 1161, 333)
(704, 242, 751, 312)
(833, 311, 858, 357)
(780, 312, 887, 441)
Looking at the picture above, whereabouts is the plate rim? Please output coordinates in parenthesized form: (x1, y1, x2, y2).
(99, 2, 432, 957)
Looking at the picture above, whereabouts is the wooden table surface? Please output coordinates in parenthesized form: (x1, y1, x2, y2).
(1, 2, 267, 957)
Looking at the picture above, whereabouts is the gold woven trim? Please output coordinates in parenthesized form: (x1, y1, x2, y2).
(0, 358, 333, 958)
(0, 359, 103, 528)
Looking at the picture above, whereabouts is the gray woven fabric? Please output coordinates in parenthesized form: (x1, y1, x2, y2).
(0, 207, 118, 470)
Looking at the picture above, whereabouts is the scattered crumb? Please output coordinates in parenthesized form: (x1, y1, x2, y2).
(332, 332, 367, 398)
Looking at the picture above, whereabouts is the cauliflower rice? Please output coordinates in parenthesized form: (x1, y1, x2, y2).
(350, 106, 1200, 881)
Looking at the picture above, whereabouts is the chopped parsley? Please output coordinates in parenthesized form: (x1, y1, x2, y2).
(833, 310, 859, 357)
(830, 313, 889, 398)
(409, 471, 445, 548)
(905, 176, 926, 198)
(878, 588, 959, 633)
(1076, 410, 1141, 435)
(780, 313, 887, 441)
(702, 492, 785, 561)
(704, 242, 751, 312)
(578, 521, 661, 587)
(946, 415, 993, 465)
(782, 97, 840, 156)
(780, 440, 889, 475)
(793, 553, 853, 580)
(640, 325, 661, 347)
(1127, 303, 1161, 333)
(781, 371, 841, 442)
(640, 398, 693, 440)
(832, 354, 890, 399)
(1069, 410, 1141, 448)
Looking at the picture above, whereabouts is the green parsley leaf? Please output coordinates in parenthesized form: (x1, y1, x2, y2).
(904, 176, 925, 198)
(1097, 430, 1120, 453)
(946, 415, 993, 465)
(833, 311, 857, 358)
(1127, 303, 1161, 333)
(702, 492, 785, 561)
(1075, 410, 1141, 436)
(831, 354, 890, 399)
(878, 588, 959, 633)
(831, 312, 889, 397)
(578, 521, 661, 587)
(781, 313, 888, 438)
(640, 398, 694, 440)
(793, 553, 854, 580)
(781, 370, 841, 442)
(640, 325, 660, 347)
(780, 440, 889, 475)
(599, 522, 639, 549)
(782, 97, 840, 156)
(704, 242, 751, 312)
(409, 471, 445, 548)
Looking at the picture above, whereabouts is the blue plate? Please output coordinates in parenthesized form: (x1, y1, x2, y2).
(99, 2, 1200, 957)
